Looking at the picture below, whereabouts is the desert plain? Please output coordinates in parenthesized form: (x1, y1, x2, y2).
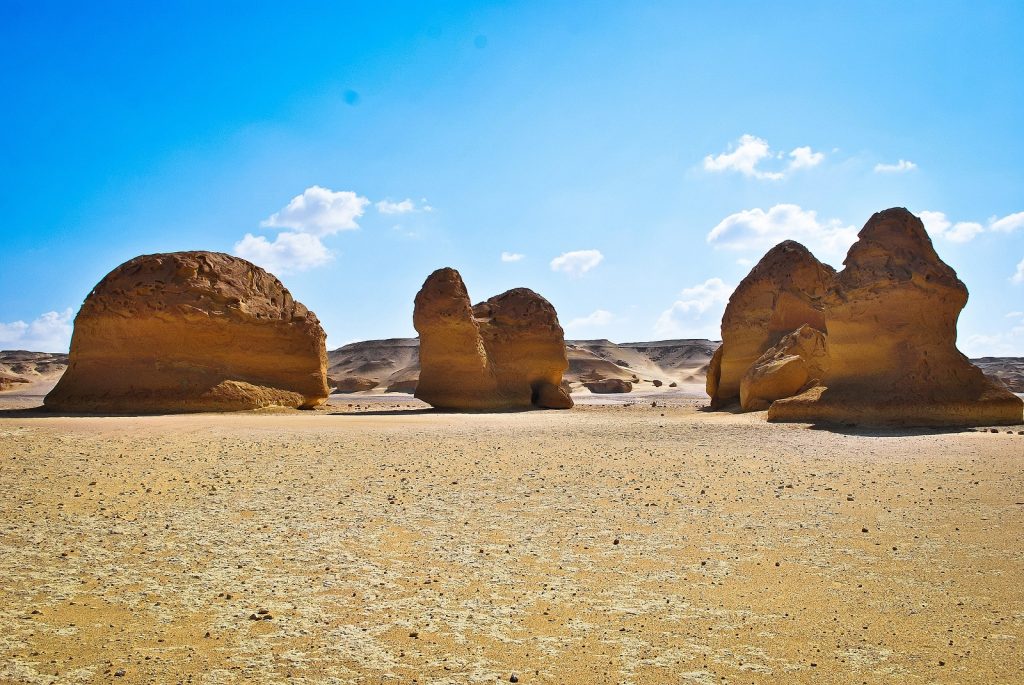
(1, 382, 1023, 684)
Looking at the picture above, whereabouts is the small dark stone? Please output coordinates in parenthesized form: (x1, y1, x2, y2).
(861, 528, 868, 533)
(248, 613, 259, 620)
(114, 670, 126, 677)
(613, 539, 619, 545)
(510, 675, 519, 683)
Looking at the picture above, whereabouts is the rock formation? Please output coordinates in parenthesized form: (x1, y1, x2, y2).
(740, 324, 827, 411)
(583, 379, 633, 394)
(768, 208, 1022, 426)
(45, 251, 329, 413)
(707, 240, 835, 407)
(330, 376, 377, 393)
(413, 268, 572, 410)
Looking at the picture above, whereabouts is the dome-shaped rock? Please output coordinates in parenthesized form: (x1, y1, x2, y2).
(45, 251, 329, 413)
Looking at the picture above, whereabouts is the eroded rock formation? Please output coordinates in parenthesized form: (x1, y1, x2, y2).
(740, 324, 827, 411)
(45, 251, 329, 413)
(768, 208, 1022, 425)
(707, 240, 835, 407)
(583, 379, 633, 394)
(413, 267, 572, 410)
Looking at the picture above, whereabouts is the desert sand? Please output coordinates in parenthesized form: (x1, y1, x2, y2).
(2, 388, 1022, 684)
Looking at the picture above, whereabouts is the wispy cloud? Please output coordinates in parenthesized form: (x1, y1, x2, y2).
(962, 311, 1024, 356)
(654, 278, 732, 339)
(375, 199, 416, 215)
(706, 204, 857, 260)
(0, 309, 73, 353)
(501, 251, 525, 263)
(703, 134, 824, 180)
(874, 159, 917, 173)
(550, 249, 604, 277)
(989, 211, 1024, 234)
(1012, 257, 1024, 285)
(564, 309, 614, 332)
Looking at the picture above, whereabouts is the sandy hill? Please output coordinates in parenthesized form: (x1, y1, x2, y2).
(326, 338, 420, 392)
(0, 350, 68, 390)
(323, 338, 719, 393)
(971, 357, 1024, 393)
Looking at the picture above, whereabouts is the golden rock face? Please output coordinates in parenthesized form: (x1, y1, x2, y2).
(413, 267, 572, 410)
(44, 251, 329, 413)
(707, 240, 835, 407)
(740, 324, 827, 412)
(769, 208, 1023, 426)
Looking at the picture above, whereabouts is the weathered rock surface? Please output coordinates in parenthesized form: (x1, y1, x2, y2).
(45, 251, 329, 413)
(740, 324, 827, 411)
(413, 268, 572, 410)
(330, 376, 377, 393)
(769, 208, 1023, 426)
(583, 379, 633, 394)
(707, 241, 835, 407)
(0, 372, 30, 392)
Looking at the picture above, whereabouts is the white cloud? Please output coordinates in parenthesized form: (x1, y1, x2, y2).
(703, 134, 782, 180)
(550, 249, 604, 277)
(565, 309, 614, 332)
(989, 211, 1024, 234)
(703, 135, 824, 180)
(501, 251, 525, 263)
(234, 232, 333, 274)
(920, 210, 985, 243)
(706, 204, 857, 260)
(874, 159, 917, 173)
(376, 198, 416, 215)
(919, 210, 951, 238)
(1012, 257, 1024, 285)
(1006, 311, 1024, 318)
(654, 278, 732, 339)
(945, 221, 984, 243)
(261, 186, 369, 236)
(0, 309, 73, 353)
(788, 146, 824, 170)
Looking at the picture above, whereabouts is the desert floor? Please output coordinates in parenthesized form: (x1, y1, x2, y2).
(1, 391, 1023, 684)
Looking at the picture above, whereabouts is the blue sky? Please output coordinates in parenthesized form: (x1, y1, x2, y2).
(2, 1, 1023, 354)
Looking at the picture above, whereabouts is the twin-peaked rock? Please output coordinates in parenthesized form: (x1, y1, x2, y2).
(413, 267, 572, 410)
(768, 208, 1022, 425)
(707, 208, 1022, 425)
(45, 251, 329, 413)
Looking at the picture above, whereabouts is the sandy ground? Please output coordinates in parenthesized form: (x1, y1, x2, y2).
(1, 392, 1023, 684)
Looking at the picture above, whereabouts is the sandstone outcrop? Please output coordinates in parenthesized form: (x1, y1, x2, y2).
(740, 324, 826, 411)
(768, 208, 1022, 426)
(45, 251, 329, 413)
(583, 379, 633, 394)
(413, 268, 572, 410)
(707, 241, 835, 407)
(330, 376, 377, 393)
